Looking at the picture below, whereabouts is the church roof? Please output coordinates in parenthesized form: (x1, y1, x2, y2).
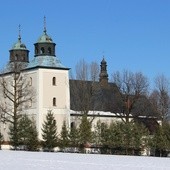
(12, 41, 27, 50)
(36, 17, 53, 43)
(11, 25, 28, 51)
(37, 31, 53, 43)
(27, 55, 67, 69)
(69, 79, 119, 112)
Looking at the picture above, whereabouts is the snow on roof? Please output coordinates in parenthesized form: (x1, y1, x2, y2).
(70, 110, 123, 117)
(27, 55, 67, 69)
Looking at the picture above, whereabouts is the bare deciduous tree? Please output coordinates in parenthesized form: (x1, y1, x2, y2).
(111, 70, 149, 123)
(90, 61, 99, 82)
(0, 62, 35, 148)
(75, 59, 89, 81)
(150, 74, 170, 123)
(70, 59, 100, 115)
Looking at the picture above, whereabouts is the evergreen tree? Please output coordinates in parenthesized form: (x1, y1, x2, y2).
(79, 114, 92, 147)
(100, 122, 110, 154)
(151, 123, 170, 157)
(133, 123, 149, 152)
(9, 117, 20, 149)
(17, 114, 39, 151)
(107, 122, 149, 155)
(108, 122, 124, 150)
(26, 122, 39, 151)
(69, 125, 79, 147)
(0, 132, 3, 150)
(59, 121, 69, 150)
(41, 110, 57, 151)
(92, 120, 102, 147)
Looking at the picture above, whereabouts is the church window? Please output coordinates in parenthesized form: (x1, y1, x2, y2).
(15, 54, 18, 60)
(71, 122, 75, 129)
(36, 47, 38, 54)
(29, 99, 32, 107)
(52, 77, 56, 85)
(48, 47, 51, 54)
(23, 54, 26, 61)
(40, 47, 45, 54)
(54, 120, 56, 124)
(53, 97, 56, 106)
(29, 77, 32, 86)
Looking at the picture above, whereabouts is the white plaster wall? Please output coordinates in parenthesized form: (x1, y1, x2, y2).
(25, 68, 70, 140)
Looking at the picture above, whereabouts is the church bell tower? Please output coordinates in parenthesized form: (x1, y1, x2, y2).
(9, 25, 29, 63)
(99, 57, 109, 87)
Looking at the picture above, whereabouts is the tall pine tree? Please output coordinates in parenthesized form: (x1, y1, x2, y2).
(9, 117, 20, 149)
(59, 121, 69, 150)
(41, 110, 58, 151)
(79, 114, 92, 148)
(18, 114, 39, 151)
(0, 132, 3, 150)
(69, 125, 79, 148)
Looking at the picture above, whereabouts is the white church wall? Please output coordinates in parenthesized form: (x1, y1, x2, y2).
(23, 68, 70, 140)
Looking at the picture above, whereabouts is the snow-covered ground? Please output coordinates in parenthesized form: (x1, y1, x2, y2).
(0, 150, 169, 170)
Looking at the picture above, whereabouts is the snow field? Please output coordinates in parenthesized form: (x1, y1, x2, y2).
(0, 150, 170, 170)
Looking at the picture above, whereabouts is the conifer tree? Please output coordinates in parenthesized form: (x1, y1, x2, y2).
(99, 122, 110, 154)
(41, 110, 57, 151)
(108, 122, 124, 150)
(17, 114, 39, 151)
(0, 132, 3, 150)
(79, 114, 92, 147)
(59, 121, 69, 150)
(131, 122, 149, 155)
(92, 120, 102, 147)
(27, 124, 39, 151)
(9, 120, 20, 149)
(69, 125, 79, 147)
(151, 123, 170, 157)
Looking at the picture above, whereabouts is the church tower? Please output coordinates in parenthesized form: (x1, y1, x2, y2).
(26, 17, 70, 140)
(9, 25, 29, 63)
(99, 57, 109, 87)
(34, 17, 55, 57)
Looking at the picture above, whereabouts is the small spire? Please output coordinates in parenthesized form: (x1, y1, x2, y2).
(44, 16, 47, 34)
(18, 24, 21, 42)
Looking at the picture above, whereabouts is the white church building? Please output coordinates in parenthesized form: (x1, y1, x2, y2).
(0, 24, 70, 142)
(0, 22, 158, 149)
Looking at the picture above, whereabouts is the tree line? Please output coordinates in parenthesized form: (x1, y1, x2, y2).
(1, 110, 169, 157)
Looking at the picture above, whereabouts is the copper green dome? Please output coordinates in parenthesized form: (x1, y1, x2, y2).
(37, 30, 53, 43)
(12, 36, 27, 50)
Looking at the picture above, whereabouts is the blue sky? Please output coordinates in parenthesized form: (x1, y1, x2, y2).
(1, 0, 170, 87)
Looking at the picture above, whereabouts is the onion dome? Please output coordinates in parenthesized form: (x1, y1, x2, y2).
(12, 35, 27, 50)
(9, 25, 29, 63)
(34, 17, 56, 57)
(37, 29, 53, 43)
(37, 16, 53, 43)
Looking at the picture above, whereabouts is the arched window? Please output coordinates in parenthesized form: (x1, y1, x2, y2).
(23, 54, 26, 61)
(71, 122, 75, 129)
(48, 47, 51, 54)
(29, 77, 32, 86)
(15, 54, 18, 60)
(40, 47, 45, 54)
(53, 97, 56, 106)
(29, 99, 32, 107)
(36, 47, 38, 54)
(52, 77, 56, 85)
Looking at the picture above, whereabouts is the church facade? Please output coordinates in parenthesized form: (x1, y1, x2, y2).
(0, 25, 70, 142)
